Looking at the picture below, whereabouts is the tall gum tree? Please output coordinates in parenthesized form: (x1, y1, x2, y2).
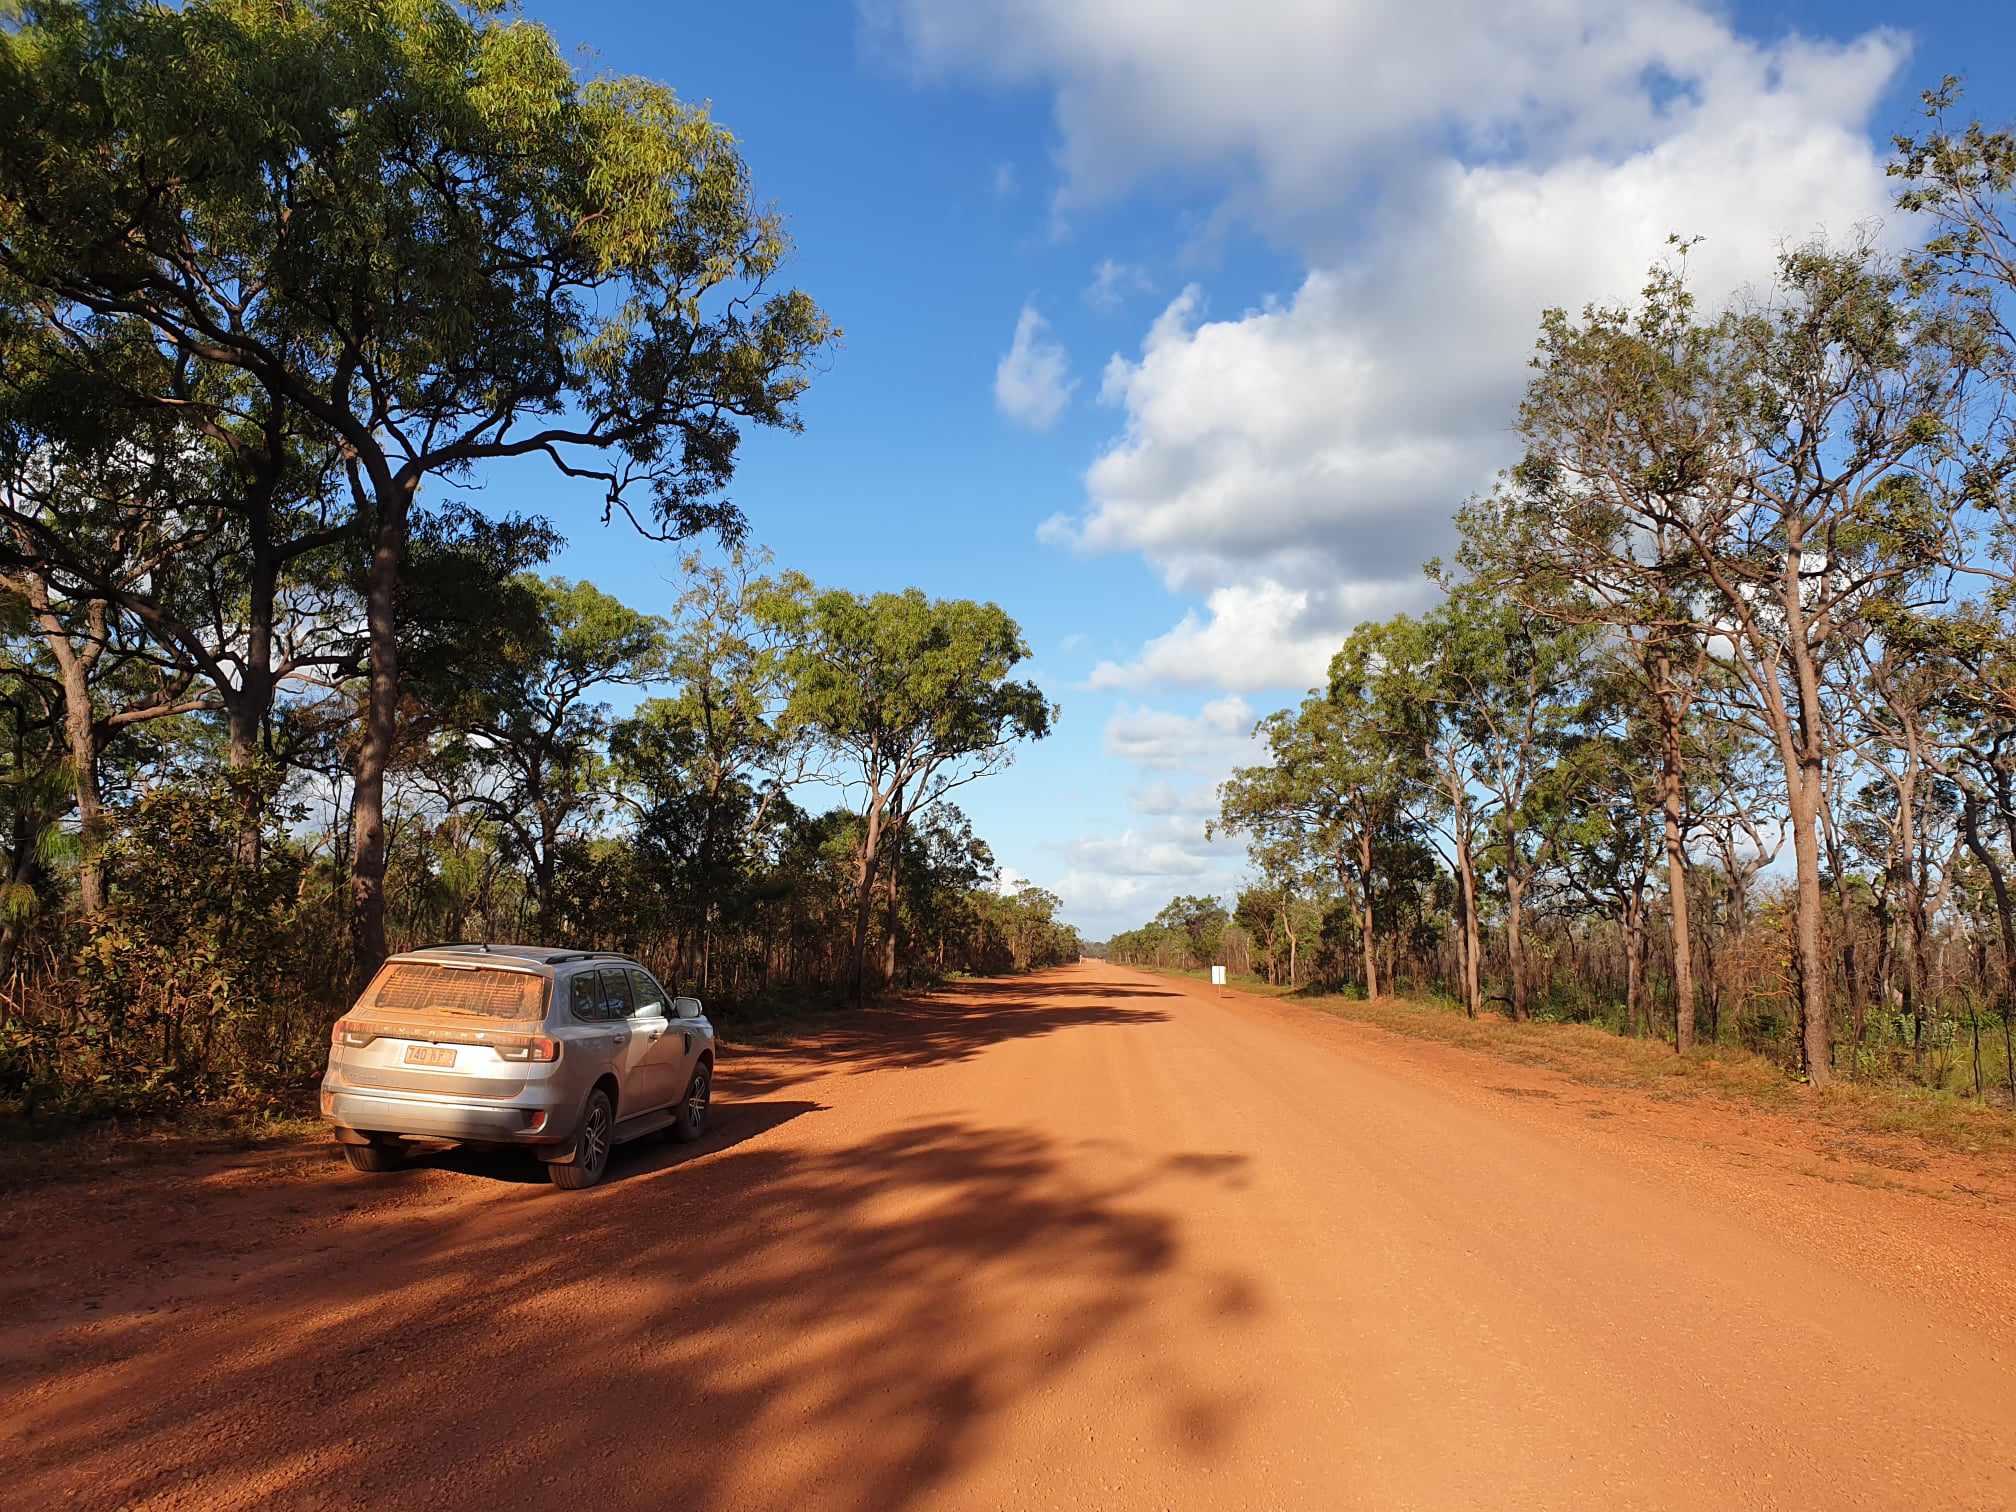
(1462, 245, 1971, 1082)
(771, 589, 1052, 1006)
(609, 552, 817, 994)
(1405, 592, 1594, 1022)
(427, 576, 665, 932)
(1219, 648, 1419, 1002)
(0, 0, 834, 975)
(0, 338, 362, 898)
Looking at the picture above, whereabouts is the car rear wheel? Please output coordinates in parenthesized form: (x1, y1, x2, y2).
(671, 1060, 711, 1144)
(549, 1089, 614, 1190)
(341, 1141, 404, 1173)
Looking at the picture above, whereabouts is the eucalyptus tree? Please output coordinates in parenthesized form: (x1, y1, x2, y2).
(1236, 836, 1324, 990)
(0, 338, 361, 899)
(1464, 243, 1968, 1080)
(898, 804, 997, 976)
(0, 0, 834, 972)
(428, 577, 665, 931)
(1151, 895, 1230, 970)
(1455, 256, 1736, 1050)
(610, 552, 815, 992)
(1421, 593, 1595, 1020)
(0, 431, 201, 913)
(1220, 632, 1423, 1000)
(1332, 610, 1485, 1015)
(1837, 624, 1973, 1056)
(772, 588, 1052, 1005)
(0, 595, 75, 981)
(1538, 677, 1662, 1035)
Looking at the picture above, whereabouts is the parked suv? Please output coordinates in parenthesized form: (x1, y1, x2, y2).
(320, 945, 715, 1190)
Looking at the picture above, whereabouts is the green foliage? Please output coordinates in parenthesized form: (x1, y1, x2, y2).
(0, 0, 837, 533)
(773, 588, 1054, 785)
(66, 765, 337, 1107)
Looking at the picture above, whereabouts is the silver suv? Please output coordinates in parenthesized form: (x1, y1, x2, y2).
(319, 945, 716, 1190)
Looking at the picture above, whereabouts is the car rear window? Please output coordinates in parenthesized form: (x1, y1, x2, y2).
(357, 963, 549, 1023)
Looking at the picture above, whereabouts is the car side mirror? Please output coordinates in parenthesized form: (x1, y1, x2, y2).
(673, 996, 702, 1020)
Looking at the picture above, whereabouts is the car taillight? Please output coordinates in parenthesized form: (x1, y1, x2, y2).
(495, 1035, 560, 1063)
(331, 1019, 376, 1048)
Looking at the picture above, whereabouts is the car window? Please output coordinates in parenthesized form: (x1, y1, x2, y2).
(569, 972, 603, 1022)
(629, 970, 669, 1017)
(362, 963, 548, 1023)
(599, 968, 638, 1018)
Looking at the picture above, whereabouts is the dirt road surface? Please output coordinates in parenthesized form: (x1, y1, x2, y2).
(5, 961, 2016, 1510)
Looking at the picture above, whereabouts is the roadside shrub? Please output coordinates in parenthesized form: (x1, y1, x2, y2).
(64, 766, 340, 1110)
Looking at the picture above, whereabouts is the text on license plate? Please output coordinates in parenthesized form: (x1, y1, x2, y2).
(404, 1045, 457, 1067)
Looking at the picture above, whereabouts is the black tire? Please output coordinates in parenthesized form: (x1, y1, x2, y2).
(341, 1141, 404, 1173)
(671, 1059, 712, 1144)
(549, 1088, 615, 1190)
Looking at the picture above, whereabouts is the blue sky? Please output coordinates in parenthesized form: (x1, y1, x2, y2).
(474, 0, 2016, 940)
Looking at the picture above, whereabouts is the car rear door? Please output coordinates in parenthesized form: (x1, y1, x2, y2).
(564, 968, 633, 1098)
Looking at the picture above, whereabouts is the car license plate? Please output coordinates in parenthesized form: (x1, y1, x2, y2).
(404, 1045, 456, 1068)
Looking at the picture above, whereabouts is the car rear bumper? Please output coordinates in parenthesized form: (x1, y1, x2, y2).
(322, 1083, 574, 1145)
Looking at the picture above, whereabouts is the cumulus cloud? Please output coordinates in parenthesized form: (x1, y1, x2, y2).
(873, 0, 1903, 222)
(1084, 257, 1153, 311)
(993, 302, 1078, 429)
(1130, 781, 1221, 819)
(1058, 831, 1213, 879)
(883, 0, 1910, 691)
(1047, 704, 1266, 933)
(1046, 869, 1169, 936)
(1103, 696, 1260, 772)
(1084, 579, 1408, 693)
(1050, 814, 1248, 936)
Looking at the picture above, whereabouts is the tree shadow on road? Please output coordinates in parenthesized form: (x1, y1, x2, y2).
(408, 1096, 820, 1186)
(4, 1113, 1257, 1512)
(726, 973, 1174, 1097)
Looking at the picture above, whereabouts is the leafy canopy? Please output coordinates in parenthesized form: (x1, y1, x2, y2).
(0, 0, 835, 530)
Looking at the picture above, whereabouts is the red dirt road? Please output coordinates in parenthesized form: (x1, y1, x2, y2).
(5, 961, 2016, 1510)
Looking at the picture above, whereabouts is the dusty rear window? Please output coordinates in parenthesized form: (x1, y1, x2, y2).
(356, 963, 549, 1023)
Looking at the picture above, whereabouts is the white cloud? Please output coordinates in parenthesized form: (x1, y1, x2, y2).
(874, 0, 1902, 225)
(885, 0, 1911, 691)
(993, 302, 1079, 430)
(1103, 697, 1260, 773)
(1049, 813, 1247, 937)
(1084, 257, 1153, 311)
(1131, 781, 1220, 819)
(1058, 830, 1213, 879)
(992, 161, 1018, 198)
(1047, 869, 1168, 936)
(1084, 579, 1410, 693)
(1058, 707, 1264, 934)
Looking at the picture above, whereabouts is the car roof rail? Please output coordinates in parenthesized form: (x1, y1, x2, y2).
(412, 942, 492, 954)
